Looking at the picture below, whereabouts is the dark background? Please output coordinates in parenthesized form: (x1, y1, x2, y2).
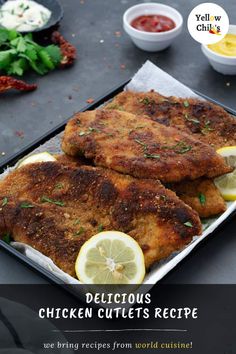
(1, 285, 236, 353)
(0, 0, 236, 284)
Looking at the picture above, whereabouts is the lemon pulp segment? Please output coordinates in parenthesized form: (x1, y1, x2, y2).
(75, 231, 146, 284)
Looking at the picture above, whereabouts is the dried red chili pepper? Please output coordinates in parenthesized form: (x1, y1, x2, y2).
(51, 31, 77, 67)
(0, 76, 37, 93)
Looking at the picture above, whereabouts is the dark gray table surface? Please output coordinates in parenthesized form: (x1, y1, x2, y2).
(0, 0, 236, 284)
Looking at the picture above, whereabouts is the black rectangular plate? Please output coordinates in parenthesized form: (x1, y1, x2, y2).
(0, 79, 236, 287)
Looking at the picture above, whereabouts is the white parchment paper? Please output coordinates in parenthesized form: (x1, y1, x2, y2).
(1, 60, 236, 285)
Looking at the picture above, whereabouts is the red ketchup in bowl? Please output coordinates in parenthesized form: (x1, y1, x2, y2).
(131, 14, 176, 33)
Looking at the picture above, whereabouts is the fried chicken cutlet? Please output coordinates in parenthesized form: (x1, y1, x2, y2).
(56, 154, 226, 218)
(61, 109, 231, 184)
(105, 92, 230, 218)
(0, 161, 202, 277)
(168, 178, 226, 218)
(105, 91, 236, 150)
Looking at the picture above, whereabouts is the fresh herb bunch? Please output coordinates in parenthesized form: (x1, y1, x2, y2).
(0, 28, 62, 76)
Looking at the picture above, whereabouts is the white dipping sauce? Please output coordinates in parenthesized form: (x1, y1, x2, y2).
(0, 0, 51, 31)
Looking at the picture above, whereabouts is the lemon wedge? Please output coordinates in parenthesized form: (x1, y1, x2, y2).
(216, 146, 236, 168)
(75, 231, 146, 284)
(17, 152, 56, 168)
(214, 146, 236, 200)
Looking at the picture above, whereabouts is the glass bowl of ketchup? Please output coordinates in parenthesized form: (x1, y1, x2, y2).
(123, 3, 183, 52)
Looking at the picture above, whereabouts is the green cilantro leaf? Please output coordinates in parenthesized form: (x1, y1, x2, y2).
(24, 33, 33, 42)
(29, 60, 48, 75)
(25, 46, 37, 61)
(0, 49, 16, 70)
(0, 29, 9, 44)
(0, 28, 62, 76)
(17, 37, 27, 52)
(38, 49, 55, 70)
(44, 45, 62, 65)
(7, 30, 18, 41)
(8, 58, 28, 76)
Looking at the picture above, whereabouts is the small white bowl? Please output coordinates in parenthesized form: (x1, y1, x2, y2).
(123, 3, 183, 52)
(202, 25, 236, 75)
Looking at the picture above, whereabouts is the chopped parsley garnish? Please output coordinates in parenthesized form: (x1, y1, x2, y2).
(79, 131, 86, 136)
(184, 221, 193, 228)
(55, 183, 64, 190)
(20, 202, 34, 208)
(41, 196, 64, 207)
(79, 127, 101, 136)
(198, 193, 206, 205)
(144, 153, 160, 159)
(162, 141, 192, 154)
(88, 127, 101, 133)
(74, 219, 80, 225)
(135, 139, 147, 148)
(21, 4, 29, 11)
(98, 224, 104, 232)
(183, 100, 190, 108)
(74, 227, 85, 237)
(174, 141, 192, 154)
(2, 233, 11, 244)
(184, 114, 200, 124)
(201, 120, 214, 135)
(19, 3, 29, 10)
(160, 195, 167, 201)
(2, 197, 8, 207)
(107, 103, 124, 111)
(135, 139, 160, 159)
(139, 97, 151, 105)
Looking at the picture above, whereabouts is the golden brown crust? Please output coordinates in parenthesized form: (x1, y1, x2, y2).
(0, 161, 202, 277)
(55, 154, 226, 218)
(62, 109, 231, 183)
(105, 91, 236, 150)
(55, 154, 92, 168)
(167, 178, 226, 218)
(105, 92, 230, 218)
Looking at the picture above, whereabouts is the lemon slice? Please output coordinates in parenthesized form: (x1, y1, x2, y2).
(217, 146, 236, 168)
(17, 152, 56, 168)
(75, 231, 146, 284)
(214, 146, 236, 200)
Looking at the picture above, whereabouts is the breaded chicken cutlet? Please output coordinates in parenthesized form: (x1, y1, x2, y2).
(56, 154, 227, 218)
(105, 91, 236, 150)
(168, 178, 226, 218)
(105, 92, 231, 218)
(0, 161, 202, 277)
(61, 109, 231, 183)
